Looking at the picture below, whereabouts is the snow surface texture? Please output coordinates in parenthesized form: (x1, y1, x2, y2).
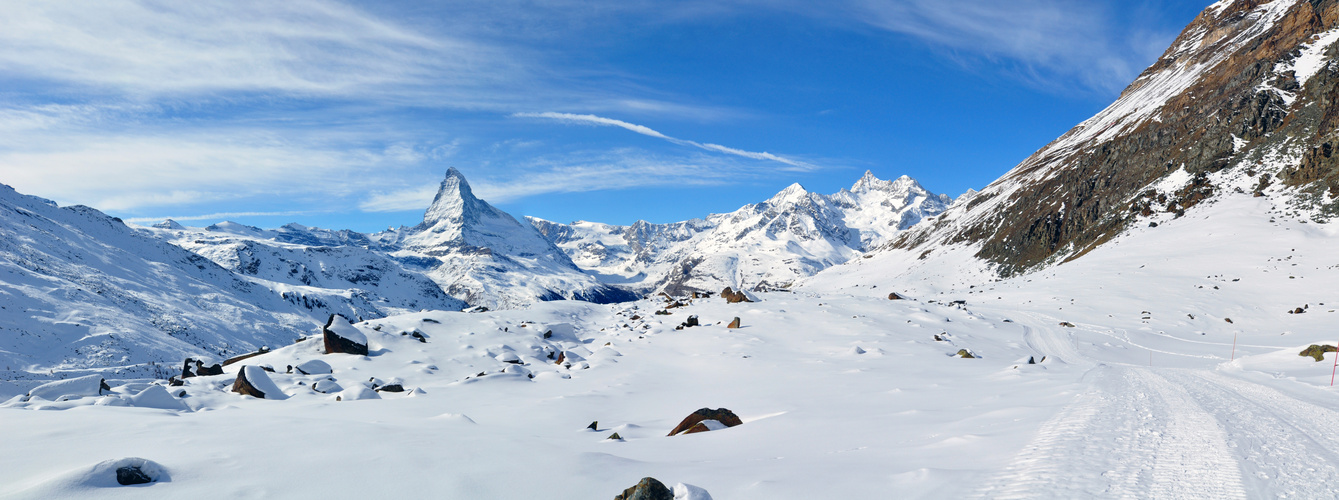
(4, 191, 1339, 498)
(529, 171, 951, 293)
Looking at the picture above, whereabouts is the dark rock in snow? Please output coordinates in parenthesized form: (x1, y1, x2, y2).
(683, 315, 700, 328)
(727, 317, 741, 329)
(721, 287, 752, 303)
(888, 292, 905, 300)
(375, 384, 405, 393)
(323, 314, 369, 356)
(607, 432, 623, 441)
(668, 408, 743, 436)
(222, 346, 271, 366)
(115, 466, 154, 485)
(614, 477, 673, 500)
(1058, 322, 1076, 328)
(957, 349, 975, 359)
(1300, 344, 1336, 362)
(587, 421, 598, 430)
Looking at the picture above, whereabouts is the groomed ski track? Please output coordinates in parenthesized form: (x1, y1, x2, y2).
(979, 317, 1339, 499)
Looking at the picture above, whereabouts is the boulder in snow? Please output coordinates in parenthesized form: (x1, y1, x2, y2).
(1300, 344, 1336, 362)
(727, 317, 741, 329)
(322, 314, 369, 356)
(668, 408, 743, 436)
(129, 385, 188, 411)
(888, 292, 905, 300)
(294, 359, 333, 375)
(27, 375, 109, 401)
(231, 366, 287, 399)
(673, 482, 714, 500)
(721, 287, 753, 304)
(615, 477, 674, 500)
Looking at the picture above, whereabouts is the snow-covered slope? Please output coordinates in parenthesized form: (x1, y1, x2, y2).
(530, 171, 951, 294)
(6, 190, 1338, 497)
(140, 222, 467, 320)
(0, 183, 316, 388)
(396, 168, 637, 309)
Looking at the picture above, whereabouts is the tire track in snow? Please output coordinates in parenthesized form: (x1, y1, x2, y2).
(1164, 370, 1339, 497)
(978, 367, 1248, 499)
(1136, 370, 1247, 499)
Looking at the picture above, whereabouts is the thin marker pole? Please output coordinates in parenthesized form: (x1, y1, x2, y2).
(1330, 342, 1338, 387)
(1231, 332, 1238, 361)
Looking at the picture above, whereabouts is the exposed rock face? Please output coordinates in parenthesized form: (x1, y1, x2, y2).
(668, 408, 744, 436)
(323, 314, 369, 356)
(614, 477, 674, 500)
(887, 0, 1339, 277)
(182, 358, 225, 378)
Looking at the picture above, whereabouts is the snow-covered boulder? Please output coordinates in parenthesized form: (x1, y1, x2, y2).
(673, 483, 714, 500)
(294, 359, 333, 375)
(128, 385, 188, 411)
(231, 366, 288, 400)
(27, 375, 109, 401)
(322, 314, 368, 356)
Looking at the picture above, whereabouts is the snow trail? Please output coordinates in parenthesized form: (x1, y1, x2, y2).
(977, 366, 1246, 499)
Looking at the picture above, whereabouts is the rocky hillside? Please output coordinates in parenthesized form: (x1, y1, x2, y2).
(530, 171, 952, 294)
(886, 0, 1339, 277)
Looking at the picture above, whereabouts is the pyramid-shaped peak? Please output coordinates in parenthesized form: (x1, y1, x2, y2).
(422, 168, 487, 226)
(767, 182, 811, 204)
(152, 219, 185, 230)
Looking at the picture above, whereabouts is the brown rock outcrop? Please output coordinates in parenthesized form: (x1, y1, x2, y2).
(668, 408, 743, 436)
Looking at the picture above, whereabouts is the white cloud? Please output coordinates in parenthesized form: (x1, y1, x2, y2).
(513, 112, 817, 170)
(831, 0, 1170, 93)
(0, 128, 439, 212)
(0, 0, 525, 100)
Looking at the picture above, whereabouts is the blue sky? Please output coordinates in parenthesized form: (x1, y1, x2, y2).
(0, 0, 1212, 232)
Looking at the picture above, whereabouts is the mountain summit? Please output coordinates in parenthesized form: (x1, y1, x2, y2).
(399, 169, 636, 309)
(409, 167, 562, 259)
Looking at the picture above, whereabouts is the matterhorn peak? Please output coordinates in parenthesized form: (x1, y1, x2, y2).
(420, 167, 490, 228)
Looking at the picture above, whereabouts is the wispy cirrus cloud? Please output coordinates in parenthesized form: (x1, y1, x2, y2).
(820, 0, 1175, 94)
(512, 112, 816, 170)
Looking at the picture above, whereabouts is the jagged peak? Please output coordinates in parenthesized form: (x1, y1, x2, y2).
(850, 171, 926, 195)
(421, 167, 489, 227)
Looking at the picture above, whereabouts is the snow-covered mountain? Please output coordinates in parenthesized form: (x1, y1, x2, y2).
(530, 171, 951, 294)
(140, 222, 467, 320)
(868, 0, 1339, 280)
(391, 168, 637, 309)
(0, 183, 317, 385)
